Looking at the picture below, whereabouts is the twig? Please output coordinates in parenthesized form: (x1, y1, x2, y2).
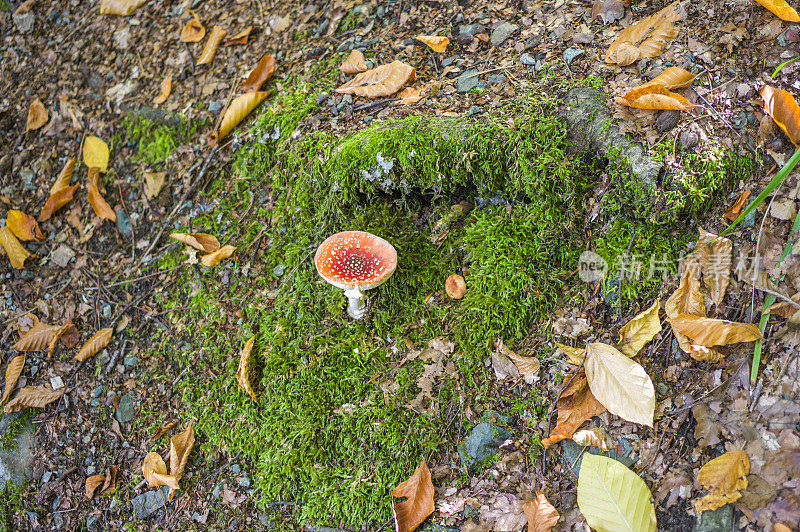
(84, 265, 184, 290)
(106, 339, 128, 375)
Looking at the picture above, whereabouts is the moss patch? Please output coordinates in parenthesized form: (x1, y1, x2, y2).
(0, 481, 24, 532)
(122, 114, 201, 167)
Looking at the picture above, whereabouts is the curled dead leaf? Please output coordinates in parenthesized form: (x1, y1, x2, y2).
(87, 168, 117, 222)
(142, 452, 180, 490)
(502, 344, 541, 384)
(392, 458, 434, 532)
(667, 314, 762, 347)
(340, 49, 368, 75)
(169, 232, 220, 253)
(83, 136, 110, 172)
(3, 385, 63, 414)
(26, 98, 48, 132)
(724, 190, 751, 222)
(101, 465, 119, 494)
(225, 26, 253, 46)
(762, 85, 800, 146)
(641, 66, 697, 90)
(153, 76, 172, 105)
(336, 60, 416, 98)
(100, 0, 147, 15)
(754, 0, 800, 22)
(6, 210, 45, 241)
(51, 157, 75, 194)
(85, 474, 105, 498)
(201, 244, 236, 267)
(197, 25, 226, 65)
(541, 369, 606, 447)
(1, 355, 25, 406)
(616, 84, 696, 111)
(616, 299, 661, 357)
(0, 226, 33, 270)
(39, 184, 79, 222)
(415, 35, 450, 53)
(242, 55, 278, 93)
(237, 335, 257, 401)
(180, 10, 205, 42)
(695, 228, 732, 306)
(168, 423, 195, 500)
(211, 92, 271, 144)
(397, 86, 425, 106)
(13, 322, 62, 351)
(75, 328, 113, 362)
(605, 2, 683, 66)
(143, 171, 166, 200)
(523, 492, 560, 532)
(572, 427, 611, 451)
(695, 450, 749, 513)
(48, 322, 76, 357)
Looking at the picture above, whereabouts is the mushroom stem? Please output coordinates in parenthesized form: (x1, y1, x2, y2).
(344, 288, 367, 320)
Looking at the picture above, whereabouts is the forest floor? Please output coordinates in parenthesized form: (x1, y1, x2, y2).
(0, 0, 799, 531)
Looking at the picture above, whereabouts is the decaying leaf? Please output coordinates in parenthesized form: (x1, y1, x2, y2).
(153, 76, 172, 105)
(605, 2, 683, 66)
(48, 322, 76, 357)
(541, 369, 606, 447)
(169, 232, 220, 253)
(83, 136, 110, 172)
(665, 267, 720, 361)
(668, 314, 762, 347)
(415, 35, 450, 53)
(724, 190, 751, 221)
(523, 492, 560, 532)
(616, 84, 696, 111)
(336, 60, 416, 98)
(211, 92, 271, 144)
(237, 335, 257, 401)
(13, 322, 62, 351)
(555, 342, 586, 365)
(180, 10, 205, 42)
(641, 66, 697, 90)
(6, 210, 45, 241)
(762, 85, 800, 146)
(572, 427, 612, 451)
(85, 475, 105, 498)
(101, 465, 119, 494)
(100, 0, 147, 16)
(242, 55, 278, 93)
(617, 300, 661, 357)
(695, 450, 749, 513)
(269, 15, 290, 32)
(754, 0, 800, 22)
(392, 458, 435, 532)
(39, 184, 79, 222)
(168, 423, 195, 500)
(504, 347, 541, 384)
(584, 342, 655, 426)
(143, 171, 166, 200)
(142, 452, 180, 490)
(397, 86, 425, 106)
(577, 454, 657, 532)
(197, 25, 226, 65)
(75, 328, 113, 362)
(87, 168, 117, 222)
(3, 385, 63, 414)
(225, 26, 253, 46)
(0, 226, 32, 270)
(695, 228, 732, 306)
(592, 0, 626, 24)
(1, 355, 25, 406)
(51, 157, 75, 194)
(201, 244, 236, 267)
(26, 98, 48, 132)
(340, 49, 368, 75)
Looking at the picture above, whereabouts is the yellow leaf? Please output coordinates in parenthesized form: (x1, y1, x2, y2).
(605, 2, 682, 66)
(100, 0, 148, 15)
(224, 26, 253, 46)
(13, 322, 62, 351)
(143, 171, 166, 200)
(335, 60, 416, 98)
(75, 328, 113, 362)
(695, 228, 732, 306)
(555, 342, 586, 365)
(201, 244, 236, 267)
(616, 84, 696, 111)
(584, 342, 655, 426)
(6, 210, 45, 241)
(85, 474, 105, 498)
(237, 335, 257, 401)
(39, 184, 79, 222)
(340, 49, 368, 75)
(83, 136, 110, 172)
(1, 355, 25, 406)
(754, 0, 800, 21)
(762, 85, 800, 147)
(640, 66, 697, 89)
(3, 385, 63, 414)
(26, 98, 48, 132)
(211, 92, 271, 144)
(523, 492, 560, 532)
(180, 10, 205, 42)
(169, 232, 220, 253)
(392, 458, 434, 532)
(572, 427, 612, 451)
(87, 168, 117, 222)
(0, 226, 33, 270)
(51, 157, 75, 194)
(695, 451, 749, 513)
(168, 423, 195, 500)
(541, 369, 606, 447)
(142, 452, 180, 490)
(197, 25, 226, 65)
(617, 300, 661, 357)
(242, 55, 278, 93)
(667, 314, 762, 347)
(415, 35, 450, 53)
(153, 76, 172, 105)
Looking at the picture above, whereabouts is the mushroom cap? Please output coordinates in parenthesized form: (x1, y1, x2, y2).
(314, 231, 398, 291)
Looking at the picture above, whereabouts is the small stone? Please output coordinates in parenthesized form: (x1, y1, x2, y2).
(207, 101, 222, 114)
(655, 110, 681, 133)
(13, 11, 35, 33)
(563, 47, 585, 65)
(457, 422, 512, 470)
(113, 28, 131, 50)
(50, 245, 75, 268)
(467, 106, 482, 117)
(116, 394, 135, 424)
(692, 504, 733, 532)
(442, 56, 456, 67)
(487, 74, 506, 84)
(50, 376, 64, 390)
(273, 264, 286, 277)
(212, 482, 223, 499)
(102, 304, 112, 319)
(41, 472, 53, 484)
(458, 24, 483, 36)
(230, 464, 241, 475)
(490, 22, 518, 46)
(679, 130, 699, 149)
(115, 207, 131, 236)
(124, 356, 139, 368)
(132, 486, 169, 519)
(657, 382, 669, 396)
(20, 169, 36, 189)
(238, 476, 251, 488)
(457, 69, 485, 93)
(520, 53, 536, 66)
(316, 92, 329, 106)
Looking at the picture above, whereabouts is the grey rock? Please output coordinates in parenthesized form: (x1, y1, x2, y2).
(457, 69, 485, 93)
(561, 439, 634, 476)
(743, 200, 757, 228)
(520, 53, 536, 66)
(116, 394, 135, 424)
(20, 169, 36, 189)
(230, 464, 241, 475)
(487, 74, 506, 84)
(692, 504, 733, 532)
(115, 207, 132, 236)
(679, 130, 699, 149)
(458, 24, 483, 36)
(124, 356, 139, 368)
(458, 422, 512, 469)
(102, 303, 112, 319)
(442, 56, 456, 67)
(212, 482, 223, 498)
(207, 101, 222, 114)
(316, 92, 329, 106)
(238, 476, 251, 488)
(0, 412, 36, 487)
(490, 22, 518, 46)
(50, 244, 75, 268)
(467, 106, 482, 117)
(563, 47, 585, 65)
(655, 110, 681, 133)
(113, 28, 131, 50)
(13, 11, 35, 33)
(132, 486, 170, 519)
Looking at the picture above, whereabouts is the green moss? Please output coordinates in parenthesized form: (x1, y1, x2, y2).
(122, 114, 200, 167)
(0, 481, 23, 532)
(0, 411, 32, 451)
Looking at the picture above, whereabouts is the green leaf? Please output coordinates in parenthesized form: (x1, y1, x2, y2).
(577, 454, 657, 532)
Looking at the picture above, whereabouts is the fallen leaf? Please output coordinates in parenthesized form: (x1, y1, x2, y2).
(1, 355, 25, 406)
(584, 342, 655, 426)
(153, 76, 172, 105)
(211, 92, 271, 144)
(335, 60, 416, 98)
(695, 451, 749, 513)
(197, 25, 226, 65)
(143, 171, 166, 200)
(754, 0, 800, 22)
(83, 136, 110, 172)
(695, 228, 732, 306)
(340, 49, 368, 75)
(445, 274, 466, 299)
(142, 452, 180, 490)
(224, 26, 253, 46)
(490, 341, 520, 381)
(237, 335, 257, 401)
(616, 84, 696, 111)
(640, 66, 697, 89)
(151, 421, 177, 440)
(201, 245, 236, 267)
(85, 475, 105, 498)
(0, 226, 32, 269)
(269, 15, 290, 32)
(415, 35, 450, 53)
(180, 10, 205, 42)
(572, 427, 611, 451)
(665, 266, 719, 360)
(605, 2, 683, 66)
(38, 184, 79, 222)
(48, 322, 76, 357)
(13, 322, 62, 351)
(577, 454, 657, 532)
(101, 465, 119, 494)
(169, 232, 220, 253)
(392, 458, 435, 532)
(555, 342, 586, 364)
(668, 314, 762, 347)
(6, 210, 45, 241)
(502, 344, 540, 384)
(397, 86, 425, 106)
(762, 85, 800, 146)
(523, 492, 560, 532)
(592, 0, 626, 24)
(3, 385, 63, 414)
(541, 369, 606, 447)
(14, 0, 35, 15)
(26, 98, 48, 132)
(242, 55, 277, 93)
(100, 0, 147, 15)
(617, 300, 661, 356)
(724, 190, 751, 221)
(87, 168, 117, 222)
(168, 423, 194, 500)
(75, 328, 113, 362)
(51, 157, 75, 194)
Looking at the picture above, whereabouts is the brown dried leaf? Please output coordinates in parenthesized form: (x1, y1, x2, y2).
(51, 157, 75, 194)
(392, 458, 435, 532)
(39, 184, 79, 222)
(197, 25, 226, 65)
(224, 26, 253, 46)
(0, 226, 32, 270)
(169, 232, 220, 253)
(201, 245, 236, 267)
(13, 322, 61, 351)
(142, 452, 180, 490)
(754, 0, 800, 22)
(6, 210, 45, 241)
(397, 86, 425, 106)
(85, 475, 105, 498)
(180, 10, 205, 42)
(100, 0, 147, 15)
(665, 266, 719, 360)
(48, 322, 76, 357)
(14, 0, 35, 15)
(696, 228, 732, 306)
(555, 342, 586, 364)
(605, 2, 682, 66)
(242, 55, 278, 93)
(641, 67, 697, 89)
(101, 465, 119, 494)
(87, 168, 117, 222)
(541, 369, 606, 447)
(3, 385, 63, 414)
(168, 423, 195, 500)
(151, 421, 176, 440)
(504, 347, 540, 384)
(335, 60, 416, 98)
(668, 314, 762, 348)
(415, 35, 450, 53)
(211, 92, 271, 144)
(695, 451, 749, 513)
(724, 190, 751, 221)
(340, 50, 368, 75)
(572, 427, 612, 451)
(762, 85, 800, 146)
(523, 492, 560, 532)
(75, 328, 113, 362)
(1, 355, 25, 406)
(616, 84, 696, 111)
(26, 98, 48, 132)
(237, 335, 257, 401)
(143, 171, 166, 200)
(153, 76, 172, 105)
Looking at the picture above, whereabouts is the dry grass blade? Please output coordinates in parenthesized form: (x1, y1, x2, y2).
(392, 458, 435, 532)
(242, 55, 277, 93)
(13, 322, 62, 351)
(142, 452, 180, 490)
(197, 25, 226, 65)
(237, 335, 257, 401)
(3, 385, 63, 414)
(180, 10, 205, 42)
(335, 60, 416, 98)
(340, 50, 368, 75)
(762, 85, 800, 146)
(754, 0, 800, 21)
(75, 328, 113, 362)
(201, 244, 236, 267)
(1, 355, 25, 406)
(605, 1, 682, 66)
(6, 210, 45, 241)
(169, 232, 220, 253)
(87, 168, 117, 222)
(211, 92, 271, 144)
(414, 35, 450, 53)
(51, 156, 75, 194)
(85, 474, 105, 498)
(668, 314, 762, 347)
(26, 98, 48, 132)
(616, 84, 696, 111)
(523, 492, 560, 532)
(641, 66, 696, 89)
(0, 226, 32, 269)
(153, 76, 172, 105)
(39, 184, 79, 222)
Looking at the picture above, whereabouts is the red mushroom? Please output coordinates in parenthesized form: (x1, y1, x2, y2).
(314, 231, 398, 320)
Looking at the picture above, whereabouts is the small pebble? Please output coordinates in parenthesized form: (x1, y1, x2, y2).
(467, 106, 482, 117)
(679, 130, 699, 149)
(207, 101, 222, 114)
(563, 47, 585, 65)
(50, 376, 64, 390)
(238, 476, 251, 488)
(520, 53, 536, 66)
(655, 110, 681, 133)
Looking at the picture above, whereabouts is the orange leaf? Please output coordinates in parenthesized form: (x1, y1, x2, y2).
(47, 322, 76, 357)
(397, 86, 425, 106)
(211, 92, 271, 144)
(0, 226, 33, 270)
(26, 98, 48, 132)
(724, 190, 751, 221)
(51, 157, 75, 194)
(242, 55, 278, 93)
(616, 84, 696, 111)
(605, 2, 682, 66)
(85, 474, 105, 498)
(754, 0, 800, 21)
(392, 458, 434, 532)
(13, 322, 62, 351)
(180, 10, 205, 42)
(87, 168, 117, 222)
(6, 210, 45, 241)
(695, 450, 749, 513)
(695, 228, 732, 306)
(201, 244, 236, 267)
(197, 25, 226, 65)
(75, 328, 113, 362)
(100, 0, 147, 16)
(169, 232, 220, 253)
(153, 76, 172, 105)
(541, 369, 606, 447)
(523, 492, 560, 532)
(101, 465, 119, 494)
(641, 66, 697, 89)
(340, 50, 368, 75)
(762, 85, 800, 146)
(1, 355, 25, 406)
(142, 452, 180, 490)
(225, 26, 253, 46)
(668, 314, 762, 347)
(3, 385, 63, 414)
(335, 60, 416, 98)
(168, 423, 195, 500)
(39, 184, 79, 222)
(237, 335, 257, 401)
(415, 35, 450, 53)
